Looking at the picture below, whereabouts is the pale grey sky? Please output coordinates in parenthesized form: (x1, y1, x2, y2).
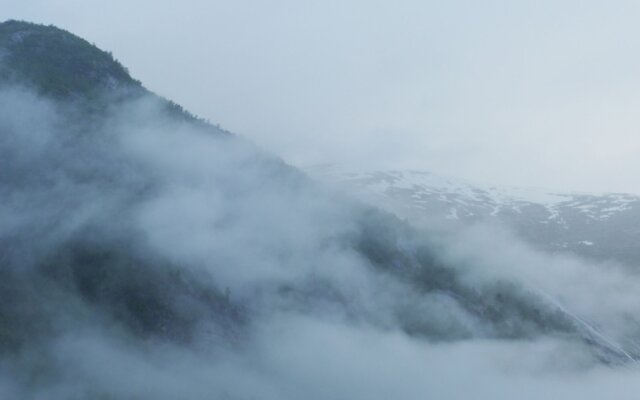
(5, 0, 640, 193)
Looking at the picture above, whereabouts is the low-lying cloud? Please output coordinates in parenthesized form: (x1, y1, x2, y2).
(3, 84, 640, 399)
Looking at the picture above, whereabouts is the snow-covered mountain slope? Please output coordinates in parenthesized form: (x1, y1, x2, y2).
(309, 166, 640, 266)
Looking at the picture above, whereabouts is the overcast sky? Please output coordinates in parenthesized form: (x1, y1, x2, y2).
(5, 1, 640, 193)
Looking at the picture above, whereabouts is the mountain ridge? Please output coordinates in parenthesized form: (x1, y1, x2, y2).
(0, 19, 227, 131)
(310, 165, 640, 265)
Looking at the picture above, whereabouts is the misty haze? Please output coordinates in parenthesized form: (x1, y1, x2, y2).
(3, 3, 640, 399)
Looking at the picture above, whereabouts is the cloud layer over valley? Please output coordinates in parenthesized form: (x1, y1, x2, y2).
(3, 78, 640, 399)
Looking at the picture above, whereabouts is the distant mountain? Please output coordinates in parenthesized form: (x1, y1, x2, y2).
(310, 166, 640, 266)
